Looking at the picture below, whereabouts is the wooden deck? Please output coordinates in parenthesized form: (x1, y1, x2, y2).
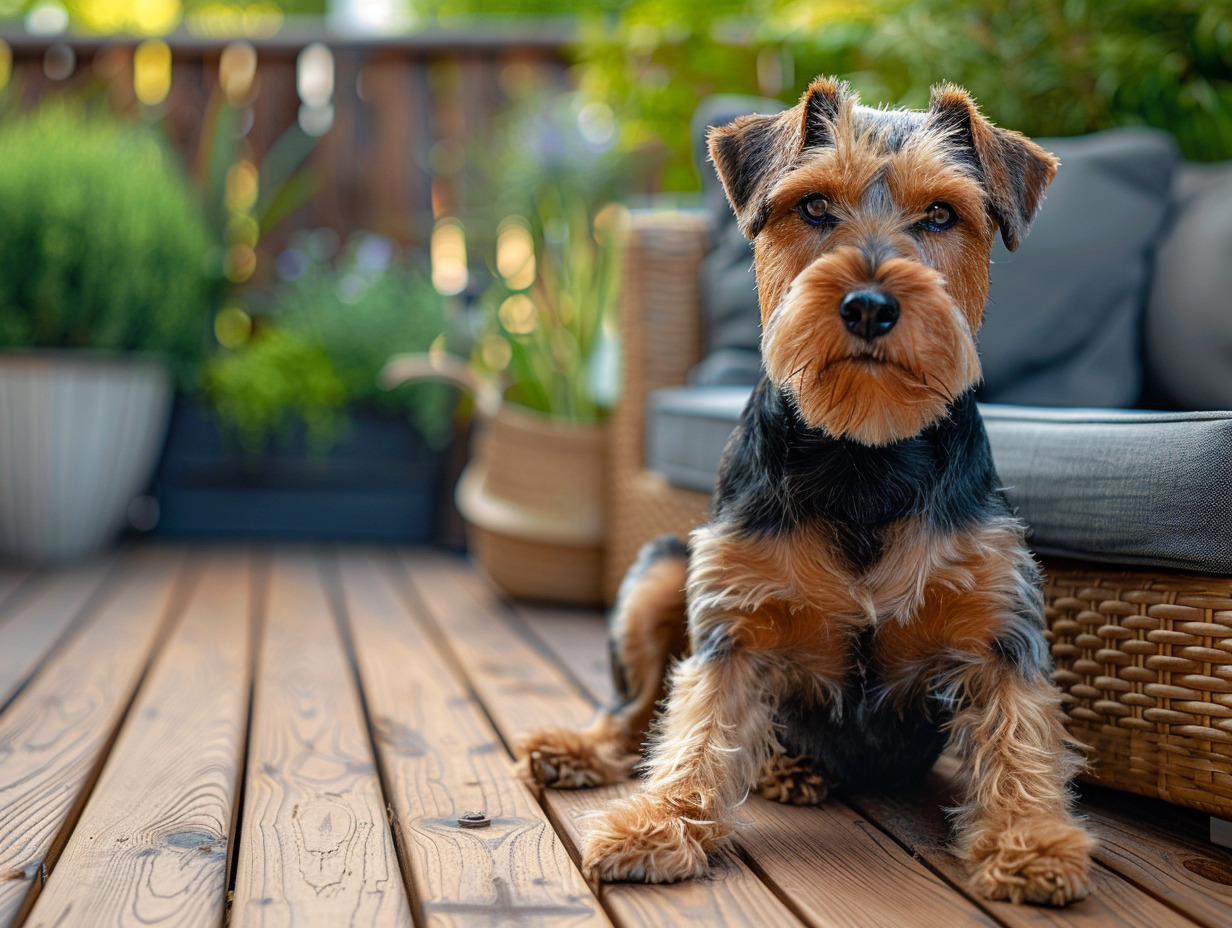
(2, 545, 1231, 927)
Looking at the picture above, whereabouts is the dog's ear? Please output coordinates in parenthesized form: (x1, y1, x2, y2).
(708, 76, 854, 239)
(707, 112, 790, 238)
(928, 83, 1059, 252)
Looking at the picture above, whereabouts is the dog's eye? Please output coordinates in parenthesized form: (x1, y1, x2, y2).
(798, 194, 833, 226)
(920, 202, 958, 232)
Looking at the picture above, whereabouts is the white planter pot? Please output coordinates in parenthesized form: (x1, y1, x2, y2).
(0, 352, 172, 562)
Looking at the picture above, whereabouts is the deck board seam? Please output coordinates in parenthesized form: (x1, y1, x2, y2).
(8, 550, 196, 927)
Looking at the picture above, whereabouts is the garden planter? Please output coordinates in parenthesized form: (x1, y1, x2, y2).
(151, 401, 446, 542)
(0, 352, 172, 562)
(456, 403, 607, 604)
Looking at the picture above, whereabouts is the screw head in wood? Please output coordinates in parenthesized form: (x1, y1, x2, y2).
(457, 810, 491, 828)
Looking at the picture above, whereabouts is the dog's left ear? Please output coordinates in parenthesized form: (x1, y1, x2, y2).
(928, 83, 1059, 251)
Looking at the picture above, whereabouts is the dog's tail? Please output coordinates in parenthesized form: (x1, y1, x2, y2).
(515, 535, 689, 788)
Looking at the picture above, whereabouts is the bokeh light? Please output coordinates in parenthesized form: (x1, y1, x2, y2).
(498, 294, 537, 336)
(225, 160, 259, 214)
(430, 218, 468, 296)
(219, 40, 258, 105)
(134, 39, 172, 106)
(496, 216, 535, 291)
(214, 304, 253, 348)
(477, 333, 512, 372)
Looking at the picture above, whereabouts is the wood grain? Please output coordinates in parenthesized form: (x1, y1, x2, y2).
(230, 549, 411, 928)
(23, 551, 255, 928)
(1077, 783, 1232, 928)
(399, 551, 805, 928)
(847, 758, 1202, 928)
(334, 550, 609, 927)
(0, 561, 112, 711)
(0, 550, 185, 927)
(515, 604, 614, 707)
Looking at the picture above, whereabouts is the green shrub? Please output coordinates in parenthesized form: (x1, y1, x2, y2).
(205, 233, 454, 452)
(204, 327, 348, 454)
(0, 103, 212, 380)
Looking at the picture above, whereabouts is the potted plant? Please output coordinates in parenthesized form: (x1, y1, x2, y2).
(385, 92, 628, 604)
(0, 103, 212, 562)
(152, 231, 454, 542)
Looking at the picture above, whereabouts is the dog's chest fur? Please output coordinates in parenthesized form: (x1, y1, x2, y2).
(699, 376, 1007, 628)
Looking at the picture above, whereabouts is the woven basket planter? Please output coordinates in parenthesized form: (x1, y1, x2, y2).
(456, 404, 607, 605)
(0, 351, 172, 562)
(1045, 566, 1232, 818)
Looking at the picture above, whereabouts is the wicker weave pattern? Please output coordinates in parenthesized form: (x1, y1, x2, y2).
(604, 211, 711, 599)
(607, 211, 1232, 819)
(1046, 567, 1232, 816)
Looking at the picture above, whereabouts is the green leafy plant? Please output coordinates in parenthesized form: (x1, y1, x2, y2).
(576, 0, 1232, 191)
(0, 102, 212, 380)
(205, 232, 453, 452)
(464, 91, 630, 423)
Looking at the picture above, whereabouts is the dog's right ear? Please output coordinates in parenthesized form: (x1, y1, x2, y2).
(708, 77, 852, 239)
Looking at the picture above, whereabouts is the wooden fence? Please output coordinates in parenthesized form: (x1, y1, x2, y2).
(0, 24, 572, 252)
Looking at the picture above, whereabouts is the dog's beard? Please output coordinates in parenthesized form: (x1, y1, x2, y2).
(762, 258, 981, 445)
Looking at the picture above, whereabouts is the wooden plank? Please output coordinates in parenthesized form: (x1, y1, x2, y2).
(515, 604, 614, 707)
(738, 797, 997, 928)
(24, 550, 255, 928)
(509, 587, 996, 928)
(230, 549, 411, 928)
(399, 551, 804, 928)
(846, 758, 1202, 927)
(0, 549, 185, 927)
(1076, 783, 1232, 928)
(0, 561, 112, 713)
(334, 550, 608, 927)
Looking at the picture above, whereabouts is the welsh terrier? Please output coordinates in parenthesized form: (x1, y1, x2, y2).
(517, 77, 1095, 907)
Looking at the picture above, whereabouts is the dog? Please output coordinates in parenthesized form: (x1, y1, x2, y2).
(516, 77, 1095, 906)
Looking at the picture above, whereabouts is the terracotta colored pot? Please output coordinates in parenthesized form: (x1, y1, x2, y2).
(455, 403, 606, 604)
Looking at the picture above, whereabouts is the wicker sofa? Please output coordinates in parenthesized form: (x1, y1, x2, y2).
(603, 116, 1232, 824)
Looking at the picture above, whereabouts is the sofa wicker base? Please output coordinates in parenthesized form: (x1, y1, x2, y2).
(1046, 566, 1232, 819)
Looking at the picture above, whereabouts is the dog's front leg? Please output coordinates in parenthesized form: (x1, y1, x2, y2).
(942, 602, 1096, 905)
(582, 639, 775, 883)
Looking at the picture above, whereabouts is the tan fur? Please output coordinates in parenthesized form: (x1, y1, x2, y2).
(756, 748, 827, 805)
(947, 669, 1093, 904)
(517, 551, 688, 791)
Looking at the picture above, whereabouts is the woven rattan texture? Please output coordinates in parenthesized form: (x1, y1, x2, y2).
(604, 211, 711, 600)
(1046, 567, 1232, 818)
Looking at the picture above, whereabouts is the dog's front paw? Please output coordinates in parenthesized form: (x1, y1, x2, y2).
(514, 726, 636, 789)
(582, 793, 717, 883)
(968, 818, 1095, 906)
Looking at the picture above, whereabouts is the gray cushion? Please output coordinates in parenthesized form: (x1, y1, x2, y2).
(646, 386, 1232, 574)
(978, 129, 1178, 407)
(1144, 161, 1232, 409)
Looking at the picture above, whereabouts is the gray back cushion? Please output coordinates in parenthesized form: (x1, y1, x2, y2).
(978, 129, 1178, 407)
(1144, 162, 1232, 409)
(689, 98, 1179, 408)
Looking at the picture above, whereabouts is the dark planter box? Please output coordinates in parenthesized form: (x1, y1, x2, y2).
(150, 401, 447, 543)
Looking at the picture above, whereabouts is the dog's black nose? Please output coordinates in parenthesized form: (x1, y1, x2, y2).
(839, 290, 900, 340)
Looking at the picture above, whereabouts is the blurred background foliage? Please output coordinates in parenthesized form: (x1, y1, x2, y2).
(573, 0, 1232, 190)
(0, 102, 212, 383)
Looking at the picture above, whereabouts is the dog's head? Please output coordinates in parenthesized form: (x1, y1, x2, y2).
(708, 77, 1058, 446)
